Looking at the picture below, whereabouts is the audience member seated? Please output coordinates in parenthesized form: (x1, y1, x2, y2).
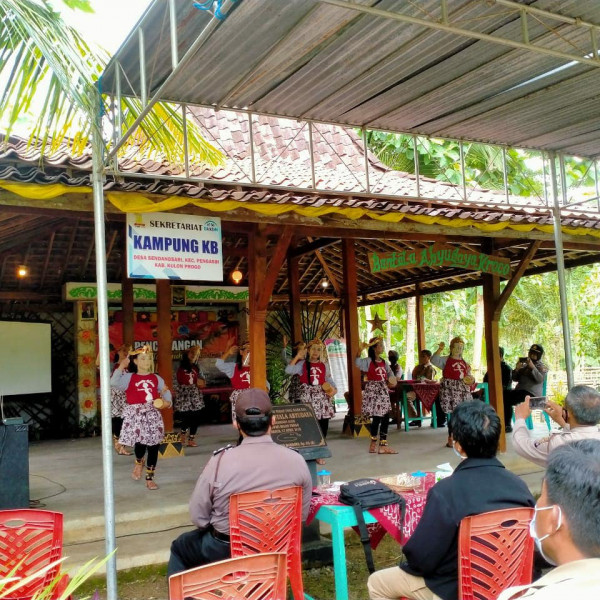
(412, 350, 436, 382)
(504, 344, 548, 433)
(512, 385, 600, 467)
(388, 350, 402, 378)
(498, 439, 600, 599)
(411, 350, 444, 427)
(167, 388, 312, 576)
(367, 401, 534, 600)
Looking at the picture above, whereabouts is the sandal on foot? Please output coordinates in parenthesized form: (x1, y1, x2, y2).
(132, 461, 144, 481)
(378, 444, 398, 455)
(117, 444, 132, 456)
(445, 441, 453, 448)
(187, 438, 198, 448)
(369, 439, 377, 453)
(145, 479, 159, 490)
(316, 458, 326, 465)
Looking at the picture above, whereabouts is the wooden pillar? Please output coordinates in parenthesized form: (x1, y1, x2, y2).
(482, 240, 505, 451)
(415, 288, 426, 353)
(156, 279, 173, 432)
(287, 243, 303, 346)
(342, 238, 363, 433)
(121, 276, 134, 347)
(248, 225, 268, 390)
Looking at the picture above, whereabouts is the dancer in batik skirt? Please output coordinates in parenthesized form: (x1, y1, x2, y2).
(215, 338, 251, 419)
(175, 345, 205, 447)
(431, 336, 476, 448)
(356, 336, 400, 454)
(286, 338, 337, 447)
(111, 345, 172, 490)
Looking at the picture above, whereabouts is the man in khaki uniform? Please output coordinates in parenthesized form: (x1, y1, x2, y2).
(512, 385, 600, 467)
(499, 439, 600, 600)
(167, 388, 312, 575)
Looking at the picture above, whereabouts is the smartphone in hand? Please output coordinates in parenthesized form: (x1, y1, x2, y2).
(529, 396, 548, 409)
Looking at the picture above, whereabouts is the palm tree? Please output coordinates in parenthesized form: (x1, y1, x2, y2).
(0, 0, 223, 165)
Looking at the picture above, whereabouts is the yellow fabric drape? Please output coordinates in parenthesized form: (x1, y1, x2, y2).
(2, 179, 599, 239)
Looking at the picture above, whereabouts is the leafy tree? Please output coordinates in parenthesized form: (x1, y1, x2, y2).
(362, 130, 596, 200)
(0, 0, 223, 164)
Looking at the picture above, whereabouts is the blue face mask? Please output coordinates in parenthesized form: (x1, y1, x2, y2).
(452, 441, 465, 461)
(529, 504, 561, 566)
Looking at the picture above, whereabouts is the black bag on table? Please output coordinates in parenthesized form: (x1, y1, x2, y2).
(339, 478, 406, 573)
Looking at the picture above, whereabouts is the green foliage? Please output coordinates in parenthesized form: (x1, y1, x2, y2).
(363, 130, 596, 201)
(0, 554, 111, 600)
(62, 0, 93, 12)
(0, 0, 224, 165)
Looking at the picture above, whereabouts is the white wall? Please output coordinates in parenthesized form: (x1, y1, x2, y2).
(0, 322, 52, 396)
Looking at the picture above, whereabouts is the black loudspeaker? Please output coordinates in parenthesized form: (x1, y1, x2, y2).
(0, 422, 29, 509)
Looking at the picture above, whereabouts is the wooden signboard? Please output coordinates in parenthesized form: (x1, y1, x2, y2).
(369, 242, 511, 279)
(271, 404, 327, 449)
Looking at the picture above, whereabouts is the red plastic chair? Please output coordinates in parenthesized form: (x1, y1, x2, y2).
(0, 509, 69, 600)
(229, 486, 304, 600)
(458, 507, 535, 600)
(168, 552, 287, 600)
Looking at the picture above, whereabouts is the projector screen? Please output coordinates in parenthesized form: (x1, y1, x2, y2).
(0, 322, 52, 396)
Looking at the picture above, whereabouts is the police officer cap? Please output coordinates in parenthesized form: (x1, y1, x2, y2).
(235, 388, 272, 420)
(529, 344, 544, 356)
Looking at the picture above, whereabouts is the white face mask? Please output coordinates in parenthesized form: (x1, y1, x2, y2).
(452, 441, 466, 461)
(529, 504, 562, 566)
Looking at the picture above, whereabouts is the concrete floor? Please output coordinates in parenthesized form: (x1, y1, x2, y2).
(25, 411, 546, 575)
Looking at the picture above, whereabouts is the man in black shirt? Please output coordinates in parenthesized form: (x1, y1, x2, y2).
(367, 402, 534, 600)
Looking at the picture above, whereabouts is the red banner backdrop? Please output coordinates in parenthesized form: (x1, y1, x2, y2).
(107, 309, 239, 360)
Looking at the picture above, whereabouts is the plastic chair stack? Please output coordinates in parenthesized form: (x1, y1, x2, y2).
(458, 507, 535, 600)
(168, 553, 287, 600)
(229, 486, 304, 600)
(0, 509, 69, 600)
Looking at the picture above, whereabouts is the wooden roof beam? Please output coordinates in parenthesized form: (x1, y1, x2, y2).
(306, 236, 341, 295)
(257, 226, 293, 310)
(289, 237, 338, 258)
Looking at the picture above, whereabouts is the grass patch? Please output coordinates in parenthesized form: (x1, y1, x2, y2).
(74, 532, 404, 600)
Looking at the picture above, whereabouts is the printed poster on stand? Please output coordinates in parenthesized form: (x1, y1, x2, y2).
(127, 212, 223, 280)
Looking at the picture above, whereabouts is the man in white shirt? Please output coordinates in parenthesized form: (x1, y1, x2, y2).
(512, 385, 600, 467)
(499, 439, 600, 600)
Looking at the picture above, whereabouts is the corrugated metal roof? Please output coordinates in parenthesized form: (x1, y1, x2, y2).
(101, 0, 600, 158)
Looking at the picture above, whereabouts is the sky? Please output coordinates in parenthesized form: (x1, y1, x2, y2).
(51, 0, 151, 54)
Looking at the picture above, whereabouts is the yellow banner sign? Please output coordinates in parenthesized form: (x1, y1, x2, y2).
(369, 243, 511, 279)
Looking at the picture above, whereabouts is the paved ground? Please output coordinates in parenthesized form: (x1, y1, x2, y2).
(25, 411, 547, 576)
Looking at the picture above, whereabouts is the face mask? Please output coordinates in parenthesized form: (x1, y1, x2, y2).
(529, 504, 562, 566)
(452, 441, 465, 461)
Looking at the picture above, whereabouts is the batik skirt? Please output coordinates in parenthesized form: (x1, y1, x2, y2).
(111, 388, 127, 418)
(119, 402, 165, 447)
(175, 384, 205, 412)
(439, 378, 473, 414)
(299, 383, 335, 420)
(361, 380, 391, 417)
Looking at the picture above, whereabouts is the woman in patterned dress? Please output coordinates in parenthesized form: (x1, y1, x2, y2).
(111, 346, 172, 490)
(175, 345, 205, 447)
(356, 336, 400, 454)
(285, 339, 337, 442)
(215, 338, 252, 419)
(431, 336, 475, 448)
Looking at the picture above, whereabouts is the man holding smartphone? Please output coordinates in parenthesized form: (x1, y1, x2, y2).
(512, 385, 600, 467)
(503, 343, 548, 432)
